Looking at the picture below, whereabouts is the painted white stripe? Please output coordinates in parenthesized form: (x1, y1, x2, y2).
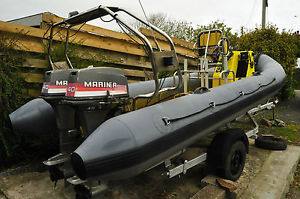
(109, 91, 128, 95)
(74, 91, 107, 97)
(74, 91, 127, 97)
(47, 88, 66, 93)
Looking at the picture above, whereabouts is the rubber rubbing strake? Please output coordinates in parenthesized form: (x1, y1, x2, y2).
(162, 77, 276, 125)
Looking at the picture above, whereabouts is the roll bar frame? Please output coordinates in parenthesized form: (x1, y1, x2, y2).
(47, 5, 182, 107)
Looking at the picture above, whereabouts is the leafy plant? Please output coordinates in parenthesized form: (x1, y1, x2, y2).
(132, 13, 196, 42)
(0, 31, 29, 167)
(47, 39, 116, 69)
(236, 25, 299, 98)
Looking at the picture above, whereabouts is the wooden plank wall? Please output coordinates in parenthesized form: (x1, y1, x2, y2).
(0, 12, 197, 97)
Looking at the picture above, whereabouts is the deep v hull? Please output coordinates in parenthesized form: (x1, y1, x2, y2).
(71, 54, 286, 180)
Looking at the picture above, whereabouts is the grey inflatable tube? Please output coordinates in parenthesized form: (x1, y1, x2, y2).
(71, 54, 286, 181)
(8, 73, 202, 135)
(9, 98, 57, 135)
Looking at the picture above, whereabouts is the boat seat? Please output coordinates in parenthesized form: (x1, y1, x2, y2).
(197, 30, 228, 63)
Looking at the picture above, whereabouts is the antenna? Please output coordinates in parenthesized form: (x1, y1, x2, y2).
(262, 0, 268, 28)
(138, 0, 161, 51)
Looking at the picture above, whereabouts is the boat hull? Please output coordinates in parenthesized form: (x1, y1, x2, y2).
(71, 54, 286, 180)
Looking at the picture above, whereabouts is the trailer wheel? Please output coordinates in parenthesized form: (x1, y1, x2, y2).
(207, 129, 248, 181)
(255, 136, 287, 150)
(218, 140, 246, 181)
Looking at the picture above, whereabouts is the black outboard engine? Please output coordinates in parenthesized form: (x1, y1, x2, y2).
(8, 69, 73, 137)
(41, 69, 75, 97)
(9, 69, 75, 136)
(64, 67, 129, 137)
(41, 68, 80, 182)
(42, 67, 129, 183)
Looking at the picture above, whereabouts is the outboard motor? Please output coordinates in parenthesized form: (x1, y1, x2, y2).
(42, 67, 129, 183)
(41, 69, 75, 97)
(64, 67, 129, 137)
(8, 69, 75, 136)
(41, 68, 80, 182)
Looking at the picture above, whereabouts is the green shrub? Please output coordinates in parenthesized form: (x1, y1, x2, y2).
(0, 32, 29, 168)
(236, 26, 299, 98)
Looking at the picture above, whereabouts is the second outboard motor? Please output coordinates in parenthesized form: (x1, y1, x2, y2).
(41, 69, 75, 96)
(41, 68, 81, 182)
(9, 69, 76, 136)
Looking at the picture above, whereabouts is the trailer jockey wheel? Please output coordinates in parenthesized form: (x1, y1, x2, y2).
(220, 140, 246, 181)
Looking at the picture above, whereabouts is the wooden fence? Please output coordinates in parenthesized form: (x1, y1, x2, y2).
(0, 12, 197, 97)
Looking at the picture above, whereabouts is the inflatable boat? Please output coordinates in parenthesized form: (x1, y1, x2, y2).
(71, 54, 285, 180)
(9, 5, 286, 197)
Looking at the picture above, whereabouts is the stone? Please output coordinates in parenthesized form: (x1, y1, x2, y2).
(274, 119, 285, 127)
(261, 118, 274, 127)
(216, 178, 237, 192)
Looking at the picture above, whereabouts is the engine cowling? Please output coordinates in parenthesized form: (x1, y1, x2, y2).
(65, 67, 129, 100)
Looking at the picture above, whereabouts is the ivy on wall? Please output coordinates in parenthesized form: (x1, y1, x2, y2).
(0, 31, 29, 167)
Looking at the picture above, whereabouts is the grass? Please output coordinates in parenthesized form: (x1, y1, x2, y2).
(272, 124, 300, 142)
(231, 120, 300, 145)
(258, 120, 300, 145)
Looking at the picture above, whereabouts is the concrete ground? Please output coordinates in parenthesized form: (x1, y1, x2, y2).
(239, 145, 300, 199)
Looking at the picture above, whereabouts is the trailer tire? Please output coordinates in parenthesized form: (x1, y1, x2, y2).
(255, 136, 287, 150)
(207, 129, 248, 181)
(218, 140, 246, 181)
